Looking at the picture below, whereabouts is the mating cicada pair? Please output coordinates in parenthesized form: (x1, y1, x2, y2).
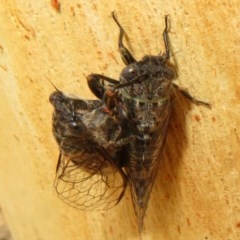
(50, 12, 210, 232)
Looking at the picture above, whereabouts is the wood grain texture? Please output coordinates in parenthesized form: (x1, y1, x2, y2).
(0, 0, 239, 239)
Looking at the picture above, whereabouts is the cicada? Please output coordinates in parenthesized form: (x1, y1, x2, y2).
(50, 12, 211, 232)
(50, 87, 134, 210)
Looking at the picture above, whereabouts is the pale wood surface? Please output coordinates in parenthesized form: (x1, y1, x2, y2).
(0, 1, 239, 239)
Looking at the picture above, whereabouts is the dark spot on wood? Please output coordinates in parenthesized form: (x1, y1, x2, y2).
(194, 114, 201, 122)
(236, 222, 240, 228)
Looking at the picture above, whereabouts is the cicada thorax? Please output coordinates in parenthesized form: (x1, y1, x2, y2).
(118, 55, 176, 228)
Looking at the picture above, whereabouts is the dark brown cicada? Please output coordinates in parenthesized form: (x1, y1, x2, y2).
(50, 88, 133, 210)
(50, 12, 211, 232)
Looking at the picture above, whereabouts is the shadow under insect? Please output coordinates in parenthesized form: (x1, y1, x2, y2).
(146, 90, 199, 236)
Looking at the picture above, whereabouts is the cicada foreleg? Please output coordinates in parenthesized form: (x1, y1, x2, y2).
(87, 74, 119, 99)
(87, 74, 122, 111)
(87, 12, 139, 100)
(162, 15, 170, 61)
(111, 11, 136, 65)
(173, 83, 212, 108)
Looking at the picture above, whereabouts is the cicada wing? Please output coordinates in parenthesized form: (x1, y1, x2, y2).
(55, 151, 127, 211)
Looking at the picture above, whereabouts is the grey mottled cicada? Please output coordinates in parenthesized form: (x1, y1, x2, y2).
(50, 88, 133, 210)
(50, 12, 211, 232)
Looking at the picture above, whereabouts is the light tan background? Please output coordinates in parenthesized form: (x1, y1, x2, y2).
(0, 0, 239, 239)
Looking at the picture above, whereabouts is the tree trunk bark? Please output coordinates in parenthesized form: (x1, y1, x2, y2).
(0, 1, 239, 239)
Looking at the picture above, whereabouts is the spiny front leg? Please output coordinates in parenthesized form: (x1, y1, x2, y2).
(87, 74, 122, 113)
(112, 11, 136, 65)
(87, 74, 119, 99)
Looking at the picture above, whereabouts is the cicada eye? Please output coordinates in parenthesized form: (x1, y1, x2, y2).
(164, 66, 176, 80)
(122, 65, 138, 81)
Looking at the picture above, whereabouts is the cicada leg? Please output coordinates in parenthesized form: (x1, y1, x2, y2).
(87, 12, 138, 100)
(173, 83, 212, 108)
(87, 74, 118, 99)
(111, 11, 136, 65)
(87, 74, 123, 113)
(162, 15, 170, 61)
